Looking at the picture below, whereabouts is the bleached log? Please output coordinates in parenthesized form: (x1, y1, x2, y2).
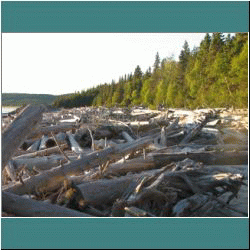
(3, 136, 153, 195)
(78, 168, 165, 205)
(14, 144, 68, 159)
(67, 131, 84, 153)
(2, 105, 46, 169)
(2, 191, 92, 217)
(12, 155, 68, 172)
(104, 157, 157, 176)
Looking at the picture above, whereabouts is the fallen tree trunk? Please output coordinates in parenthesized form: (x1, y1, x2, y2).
(104, 157, 157, 176)
(28, 123, 79, 138)
(2, 105, 46, 169)
(12, 154, 69, 172)
(2, 191, 92, 217)
(78, 168, 167, 205)
(150, 150, 248, 166)
(3, 136, 153, 195)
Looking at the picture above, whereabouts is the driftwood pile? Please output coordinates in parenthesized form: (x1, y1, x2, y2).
(1, 105, 248, 217)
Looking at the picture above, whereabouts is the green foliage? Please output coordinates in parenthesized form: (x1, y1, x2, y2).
(53, 33, 248, 109)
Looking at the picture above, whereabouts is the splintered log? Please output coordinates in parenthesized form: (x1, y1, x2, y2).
(2, 105, 46, 169)
(3, 136, 153, 195)
(2, 191, 92, 217)
(150, 150, 248, 166)
(180, 115, 210, 145)
(78, 168, 166, 205)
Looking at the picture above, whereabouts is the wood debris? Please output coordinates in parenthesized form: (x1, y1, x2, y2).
(1, 105, 248, 217)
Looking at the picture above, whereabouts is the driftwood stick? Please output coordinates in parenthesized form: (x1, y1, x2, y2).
(2, 105, 46, 169)
(87, 127, 95, 151)
(14, 144, 68, 159)
(50, 132, 70, 162)
(2, 191, 92, 217)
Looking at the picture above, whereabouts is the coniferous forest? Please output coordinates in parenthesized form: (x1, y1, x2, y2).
(53, 33, 248, 109)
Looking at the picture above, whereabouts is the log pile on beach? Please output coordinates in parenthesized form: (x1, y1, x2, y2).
(1, 105, 248, 217)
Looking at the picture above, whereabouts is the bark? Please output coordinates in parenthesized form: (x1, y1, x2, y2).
(2, 105, 46, 169)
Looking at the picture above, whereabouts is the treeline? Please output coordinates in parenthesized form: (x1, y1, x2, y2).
(53, 33, 248, 109)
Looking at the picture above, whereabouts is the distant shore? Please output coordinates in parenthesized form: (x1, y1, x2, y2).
(2, 106, 20, 114)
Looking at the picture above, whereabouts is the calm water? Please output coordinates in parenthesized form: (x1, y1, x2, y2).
(2, 106, 20, 114)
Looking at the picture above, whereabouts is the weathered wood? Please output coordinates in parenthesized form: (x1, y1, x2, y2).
(150, 150, 248, 166)
(3, 136, 153, 195)
(2, 191, 92, 217)
(180, 115, 210, 145)
(39, 135, 48, 150)
(15, 144, 69, 159)
(104, 157, 157, 176)
(121, 131, 135, 143)
(29, 123, 79, 138)
(12, 155, 69, 172)
(27, 139, 41, 152)
(78, 169, 164, 205)
(5, 160, 17, 181)
(2, 105, 46, 169)
(67, 131, 84, 153)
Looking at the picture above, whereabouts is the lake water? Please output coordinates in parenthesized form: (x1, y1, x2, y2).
(2, 106, 20, 114)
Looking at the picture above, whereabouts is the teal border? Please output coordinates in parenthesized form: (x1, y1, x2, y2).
(1, 1, 249, 249)
(1, 1, 249, 32)
(1, 218, 249, 249)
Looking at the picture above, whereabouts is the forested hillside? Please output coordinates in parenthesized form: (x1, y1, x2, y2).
(2, 93, 58, 106)
(53, 33, 248, 109)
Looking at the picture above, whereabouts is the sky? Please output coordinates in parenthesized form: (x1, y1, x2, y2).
(2, 33, 208, 95)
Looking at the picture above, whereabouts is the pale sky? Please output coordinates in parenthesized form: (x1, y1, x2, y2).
(2, 33, 208, 95)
